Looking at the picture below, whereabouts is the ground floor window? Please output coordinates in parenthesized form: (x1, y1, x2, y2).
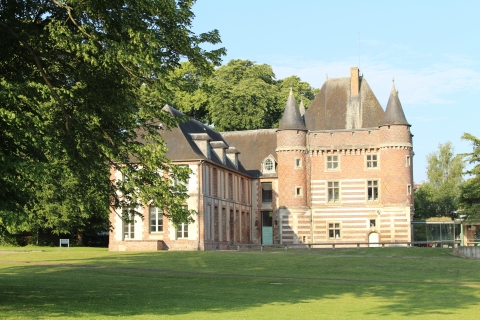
(122, 207, 135, 240)
(177, 205, 189, 239)
(328, 223, 341, 239)
(177, 223, 188, 239)
(150, 206, 163, 233)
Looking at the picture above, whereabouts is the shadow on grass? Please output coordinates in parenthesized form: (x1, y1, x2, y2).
(0, 249, 479, 318)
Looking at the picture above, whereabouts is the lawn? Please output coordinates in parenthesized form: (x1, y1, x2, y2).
(0, 246, 479, 319)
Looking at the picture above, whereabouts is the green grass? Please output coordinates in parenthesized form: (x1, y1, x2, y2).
(0, 246, 479, 319)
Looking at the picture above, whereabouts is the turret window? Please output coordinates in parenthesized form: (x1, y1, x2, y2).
(295, 158, 302, 168)
(366, 155, 378, 169)
(406, 155, 411, 167)
(295, 186, 303, 197)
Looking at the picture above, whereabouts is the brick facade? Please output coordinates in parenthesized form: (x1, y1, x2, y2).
(108, 67, 414, 251)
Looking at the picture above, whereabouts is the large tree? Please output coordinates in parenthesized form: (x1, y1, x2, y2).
(414, 142, 464, 220)
(205, 59, 318, 131)
(458, 133, 480, 221)
(0, 0, 225, 239)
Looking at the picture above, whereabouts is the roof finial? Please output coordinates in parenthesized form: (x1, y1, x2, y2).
(392, 77, 395, 84)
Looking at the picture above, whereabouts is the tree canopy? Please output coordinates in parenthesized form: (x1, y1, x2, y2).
(0, 0, 225, 241)
(169, 59, 318, 132)
(414, 142, 464, 220)
(458, 133, 480, 221)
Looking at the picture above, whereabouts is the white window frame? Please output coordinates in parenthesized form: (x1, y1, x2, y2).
(149, 206, 163, 233)
(176, 205, 189, 239)
(122, 207, 135, 240)
(177, 223, 188, 239)
(406, 155, 411, 167)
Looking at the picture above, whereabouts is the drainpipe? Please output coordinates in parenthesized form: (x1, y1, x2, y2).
(197, 160, 205, 250)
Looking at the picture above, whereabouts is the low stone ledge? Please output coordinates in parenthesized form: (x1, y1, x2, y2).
(455, 246, 480, 259)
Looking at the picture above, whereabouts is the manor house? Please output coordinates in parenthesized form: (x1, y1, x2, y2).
(109, 67, 414, 251)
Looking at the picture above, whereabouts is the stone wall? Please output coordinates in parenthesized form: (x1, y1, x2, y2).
(456, 246, 480, 259)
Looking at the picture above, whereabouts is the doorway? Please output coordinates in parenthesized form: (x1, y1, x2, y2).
(261, 211, 273, 245)
(368, 232, 379, 247)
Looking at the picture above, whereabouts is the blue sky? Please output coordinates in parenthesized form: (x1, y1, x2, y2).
(191, 0, 480, 183)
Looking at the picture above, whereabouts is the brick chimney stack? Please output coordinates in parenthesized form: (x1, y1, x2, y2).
(350, 67, 359, 96)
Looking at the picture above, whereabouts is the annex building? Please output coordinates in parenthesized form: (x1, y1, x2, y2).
(108, 67, 414, 251)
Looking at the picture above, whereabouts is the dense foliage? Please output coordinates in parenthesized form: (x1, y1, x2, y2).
(0, 0, 225, 242)
(166, 60, 318, 131)
(458, 133, 480, 221)
(414, 142, 464, 220)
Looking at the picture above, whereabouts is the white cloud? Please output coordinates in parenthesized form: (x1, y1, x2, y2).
(271, 49, 480, 107)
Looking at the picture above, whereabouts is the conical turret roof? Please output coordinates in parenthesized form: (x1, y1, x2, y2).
(278, 88, 307, 131)
(381, 83, 410, 126)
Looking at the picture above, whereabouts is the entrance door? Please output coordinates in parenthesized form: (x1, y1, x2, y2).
(261, 211, 273, 245)
(368, 232, 379, 247)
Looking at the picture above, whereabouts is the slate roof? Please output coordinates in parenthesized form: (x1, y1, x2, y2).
(278, 88, 307, 131)
(381, 83, 410, 126)
(304, 76, 385, 130)
(161, 105, 249, 175)
(221, 129, 277, 178)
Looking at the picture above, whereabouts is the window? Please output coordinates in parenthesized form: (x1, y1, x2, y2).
(172, 165, 189, 191)
(212, 168, 218, 197)
(366, 155, 378, 168)
(150, 206, 163, 233)
(326, 155, 339, 170)
(295, 158, 302, 168)
(295, 187, 302, 197)
(228, 173, 233, 200)
(407, 185, 412, 196)
(406, 155, 411, 167)
(327, 182, 339, 203)
(367, 180, 379, 201)
(177, 205, 189, 239)
(328, 223, 341, 239)
(122, 207, 135, 240)
(370, 219, 376, 227)
(264, 159, 274, 171)
(240, 178, 246, 203)
(262, 182, 272, 203)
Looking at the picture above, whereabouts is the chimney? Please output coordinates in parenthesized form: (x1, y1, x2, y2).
(350, 67, 359, 96)
(226, 147, 240, 168)
(210, 141, 228, 164)
(190, 133, 212, 158)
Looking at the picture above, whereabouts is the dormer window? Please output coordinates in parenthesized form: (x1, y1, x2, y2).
(265, 159, 274, 171)
(262, 156, 277, 174)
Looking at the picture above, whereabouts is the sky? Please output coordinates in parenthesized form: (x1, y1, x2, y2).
(190, 0, 480, 183)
